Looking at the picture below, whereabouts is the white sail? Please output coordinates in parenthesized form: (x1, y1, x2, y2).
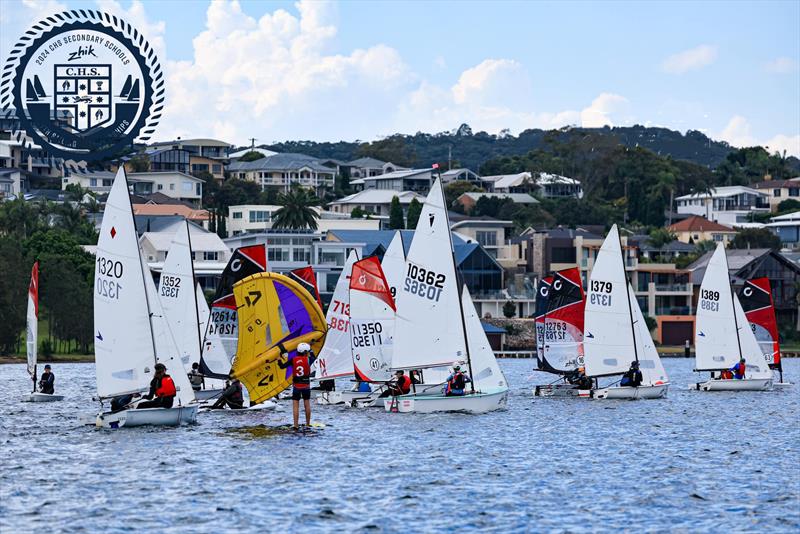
(628, 283, 668, 385)
(350, 272, 395, 383)
(196, 283, 210, 347)
(462, 286, 507, 392)
(314, 250, 359, 379)
(94, 168, 158, 398)
(392, 178, 467, 370)
(158, 222, 202, 370)
(733, 295, 773, 378)
(141, 254, 196, 406)
(583, 224, 637, 377)
(381, 231, 407, 301)
(26, 262, 38, 381)
(695, 244, 741, 371)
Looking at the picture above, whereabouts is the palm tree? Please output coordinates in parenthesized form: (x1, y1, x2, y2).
(272, 187, 321, 230)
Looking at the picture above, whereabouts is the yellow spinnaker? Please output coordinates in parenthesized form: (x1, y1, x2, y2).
(231, 272, 327, 405)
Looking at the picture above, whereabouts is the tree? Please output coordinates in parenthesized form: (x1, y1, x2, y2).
(776, 199, 800, 215)
(406, 198, 423, 229)
(443, 181, 482, 208)
(350, 207, 366, 219)
(503, 301, 516, 318)
(729, 228, 781, 250)
(64, 183, 87, 202)
(272, 187, 321, 230)
(128, 154, 150, 172)
(388, 196, 404, 229)
(239, 150, 265, 162)
(0, 237, 28, 354)
(648, 228, 677, 248)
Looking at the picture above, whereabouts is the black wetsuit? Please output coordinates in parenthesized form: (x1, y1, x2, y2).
(212, 381, 244, 410)
(39, 371, 55, 394)
(620, 368, 643, 387)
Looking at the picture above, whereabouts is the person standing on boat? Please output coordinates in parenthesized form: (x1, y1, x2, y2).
(730, 358, 747, 380)
(136, 363, 176, 409)
(619, 361, 643, 388)
(188, 362, 204, 392)
(444, 364, 471, 396)
(379, 370, 412, 397)
(278, 342, 315, 429)
(38, 364, 55, 394)
(211, 376, 244, 410)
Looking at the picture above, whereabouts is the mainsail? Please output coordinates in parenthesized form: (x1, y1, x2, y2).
(534, 276, 552, 370)
(313, 251, 359, 379)
(381, 231, 407, 301)
(738, 278, 781, 370)
(350, 256, 396, 383)
(200, 244, 267, 379)
(26, 261, 39, 386)
(542, 268, 585, 373)
(231, 273, 327, 404)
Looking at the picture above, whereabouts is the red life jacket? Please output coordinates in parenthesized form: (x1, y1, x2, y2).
(734, 362, 746, 378)
(449, 372, 465, 390)
(293, 354, 311, 381)
(397, 375, 411, 394)
(156, 375, 176, 397)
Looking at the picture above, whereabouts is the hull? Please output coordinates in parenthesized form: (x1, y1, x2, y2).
(691, 378, 773, 392)
(23, 392, 64, 402)
(592, 383, 669, 400)
(200, 399, 278, 412)
(315, 390, 381, 406)
(383, 389, 508, 414)
(96, 405, 198, 428)
(194, 388, 224, 401)
(774, 382, 793, 389)
(533, 384, 591, 398)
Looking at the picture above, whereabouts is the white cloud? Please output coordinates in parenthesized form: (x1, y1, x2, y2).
(95, 0, 167, 60)
(719, 115, 800, 157)
(580, 93, 629, 128)
(765, 57, 799, 74)
(763, 134, 800, 158)
(662, 45, 718, 74)
(1, 0, 68, 59)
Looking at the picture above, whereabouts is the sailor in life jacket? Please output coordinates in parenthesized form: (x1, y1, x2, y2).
(380, 370, 413, 398)
(730, 358, 746, 380)
(444, 364, 471, 396)
(137, 363, 176, 409)
(278, 342, 317, 429)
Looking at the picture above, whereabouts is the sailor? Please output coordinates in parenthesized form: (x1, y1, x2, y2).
(444, 364, 471, 396)
(353, 380, 372, 393)
(211, 376, 244, 410)
(410, 370, 422, 385)
(379, 370, 412, 397)
(136, 363, 176, 409)
(278, 342, 315, 430)
(619, 361, 643, 388)
(573, 367, 593, 390)
(188, 362, 204, 392)
(730, 358, 746, 380)
(38, 364, 55, 394)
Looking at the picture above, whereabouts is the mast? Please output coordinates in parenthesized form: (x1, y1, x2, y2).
(618, 232, 639, 363)
(187, 221, 204, 359)
(439, 177, 475, 393)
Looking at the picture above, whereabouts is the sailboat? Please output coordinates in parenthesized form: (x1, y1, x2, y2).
(533, 268, 589, 397)
(23, 262, 63, 402)
(583, 224, 670, 399)
(94, 168, 198, 428)
(691, 244, 773, 392)
(386, 178, 508, 413)
(738, 278, 792, 388)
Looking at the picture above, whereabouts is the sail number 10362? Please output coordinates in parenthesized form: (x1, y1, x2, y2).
(95, 256, 123, 300)
(404, 263, 445, 302)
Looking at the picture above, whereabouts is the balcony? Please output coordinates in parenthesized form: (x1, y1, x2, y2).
(655, 306, 691, 316)
(653, 283, 692, 293)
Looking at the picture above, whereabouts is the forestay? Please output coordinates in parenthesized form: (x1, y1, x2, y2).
(543, 268, 585, 373)
(392, 178, 466, 370)
(583, 224, 637, 378)
(26, 261, 39, 383)
(94, 168, 158, 399)
(462, 286, 507, 392)
(628, 283, 668, 385)
(350, 256, 395, 383)
(314, 251, 359, 379)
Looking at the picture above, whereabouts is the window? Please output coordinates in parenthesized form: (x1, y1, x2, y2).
(293, 248, 310, 262)
(233, 212, 242, 219)
(212, 164, 222, 174)
(157, 184, 163, 190)
(773, 189, 782, 197)
(790, 189, 799, 197)
(713, 234, 723, 242)
(203, 251, 218, 261)
(102, 179, 112, 186)
(476, 230, 497, 247)
(89, 178, 97, 186)
(249, 210, 270, 223)
(196, 184, 201, 196)
(169, 183, 175, 191)
(267, 248, 289, 262)
(182, 181, 193, 192)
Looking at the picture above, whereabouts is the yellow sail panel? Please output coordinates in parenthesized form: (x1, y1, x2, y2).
(231, 273, 327, 405)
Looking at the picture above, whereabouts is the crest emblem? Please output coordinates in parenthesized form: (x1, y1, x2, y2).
(1, 10, 163, 162)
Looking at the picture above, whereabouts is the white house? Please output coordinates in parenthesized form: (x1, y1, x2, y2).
(481, 171, 583, 198)
(675, 185, 770, 226)
(62, 170, 117, 193)
(327, 189, 425, 217)
(765, 211, 800, 250)
(440, 168, 482, 184)
(0, 169, 23, 199)
(227, 153, 335, 194)
(226, 204, 380, 236)
(354, 168, 433, 193)
(347, 157, 406, 179)
(128, 171, 204, 206)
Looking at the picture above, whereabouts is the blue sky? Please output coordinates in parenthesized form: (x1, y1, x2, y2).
(2, 0, 798, 154)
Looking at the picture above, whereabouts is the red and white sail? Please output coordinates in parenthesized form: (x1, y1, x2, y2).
(738, 277, 781, 370)
(350, 256, 396, 383)
(543, 267, 585, 373)
(26, 261, 39, 380)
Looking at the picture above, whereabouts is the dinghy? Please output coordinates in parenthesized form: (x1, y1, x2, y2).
(738, 278, 792, 388)
(94, 168, 198, 428)
(22, 262, 63, 402)
(692, 244, 773, 392)
(385, 178, 508, 414)
(533, 268, 589, 397)
(583, 225, 670, 400)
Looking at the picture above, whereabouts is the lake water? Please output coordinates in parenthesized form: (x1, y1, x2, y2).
(1, 359, 798, 533)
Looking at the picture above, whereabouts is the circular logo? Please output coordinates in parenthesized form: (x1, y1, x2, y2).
(1, 10, 163, 161)
(553, 280, 563, 291)
(743, 287, 753, 297)
(540, 286, 549, 297)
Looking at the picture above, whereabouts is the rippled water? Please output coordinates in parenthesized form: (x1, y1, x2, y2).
(1, 359, 798, 533)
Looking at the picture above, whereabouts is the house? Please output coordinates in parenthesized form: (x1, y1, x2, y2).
(347, 157, 406, 179)
(327, 190, 424, 218)
(62, 170, 117, 193)
(456, 192, 538, 213)
(632, 237, 696, 262)
(189, 155, 225, 181)
(227, 153, 335, 194)
(688, 248, 800, 328)
(535, 173, 584, 199)
(0, 168, 23, 199)
(765, 211, 800, 250)
(752, 179, 800, 211)
(127, 172, 203, 207)
(481, 172, 533, 193)
(133, 146, 192, 174)
(675, 185, 770, 225)
(146, 139, 232, 179)
(440, 168, 482, 184)
(355, 168, 433, 193)
(226, 204, 380, 237)
(149, 138, 232, 161)
(228, 147, 278, 161)
(667, 215, 737, 245)
(132, 203, 211, 230)
(633, 264, 694, 344)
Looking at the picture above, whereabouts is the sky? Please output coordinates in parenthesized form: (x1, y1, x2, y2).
(1, 0, 799, 155)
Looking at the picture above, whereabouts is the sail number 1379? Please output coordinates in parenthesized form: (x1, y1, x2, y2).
(589, 280, 613, 307)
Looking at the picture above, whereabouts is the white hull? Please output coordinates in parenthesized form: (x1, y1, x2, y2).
(592, 383, 669, 399)
(96, 405, 199, 428)
(23, 392, 64, 402)
(533, 384, 591, 398)
(691, 378, 773, 391)
(200, 399, 278, 412)
(383, 389, 508, 414)
(774, 382, 793, 389)
(194, 388, 224, 401)
(315, 390, 379, 406)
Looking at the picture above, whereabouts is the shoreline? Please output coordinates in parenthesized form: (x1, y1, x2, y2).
(0, 355, 95, 364)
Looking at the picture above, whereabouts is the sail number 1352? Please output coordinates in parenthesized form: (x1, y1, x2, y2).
(404, 263, 445, 302)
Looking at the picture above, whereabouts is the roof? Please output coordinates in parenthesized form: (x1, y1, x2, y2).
(752, 179, 800, 189)
(132, 203, 210, 220)
(638, 239, 696, 253)
(330, 190, 424, 205)
(542, 227, 603, 240)
(441, 168, 478, 178)
(134, 214, 191, 235)
(229, 147, 278, 159)
(481, 172, 532, 190)
(536, 173, 581, 186)
(459, 192, 538, 204)
(481, 322, 507, 334)
(140, 230, 227, 253)
(360, 168, 432, 181)
(25, 189, 65, 201)
(151, 138, 232, 148)
(675, 185, 766, 200)
(227, 152, 333, 173)
(347, 157, 386, 168)
(668, 215, 735, 233)
(448, 211, 513, 228)
(139, 191, 196, 207)
(129, 171, 203, 183)
(688, 248, 772, 282)
(770, 211, 800, 222)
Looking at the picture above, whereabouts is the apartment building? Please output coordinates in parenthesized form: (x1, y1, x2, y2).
(675, 185, 770, 225)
